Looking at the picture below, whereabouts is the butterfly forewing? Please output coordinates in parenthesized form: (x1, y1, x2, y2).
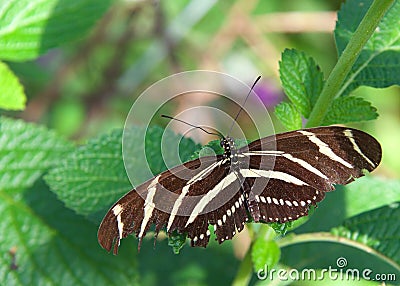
(98, 126, 381, 254)
(240, 126, 381, 223)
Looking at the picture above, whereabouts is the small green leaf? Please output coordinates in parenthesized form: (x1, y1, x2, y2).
(45, 126, 200, 219)
(190, 138, 249, 160)
(269, 222, 292, 236)
(251, 238, 280, 273)
(0, 117, 73, 190)
(279, 49, 324, 118)
(274, 102, 302, 130)
(0, 180, 139, 285)
(335, 0, 400, 95)
(0, 62, 26, 110)
(168, 231, 188, 254)
(333, 203, 400, 266)
(0, 0, 112, 61)
(322, 96, 378, 125)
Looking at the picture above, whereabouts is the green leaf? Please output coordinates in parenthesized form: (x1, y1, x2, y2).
(0, 180, 139, 285)
(44, 129, 131, 218)
(251, 238, 280, 273)
(190, 138, 249, 160)
(168, 231, 188, 255)
(0, 0, 112, 61)
(342, 176, 400, 218)
(331, 226, 380, 248)
(333, 203, 400, 267)
(279, 49, 324, 118)
(0, 62, 26, 110)
(274, 102, 302, 130)
(44, 126, 200, 219)
(335, 0, 400, 95)
(0, 117, 73, 190)
(322, 96, 378, 125)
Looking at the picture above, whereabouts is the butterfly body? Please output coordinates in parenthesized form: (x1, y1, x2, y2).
(98, 126, 381, 254)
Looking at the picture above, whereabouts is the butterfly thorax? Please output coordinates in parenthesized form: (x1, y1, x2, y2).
(220, 136, 239, 165)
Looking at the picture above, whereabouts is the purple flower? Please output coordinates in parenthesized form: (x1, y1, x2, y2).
(252, 79, 283, 108)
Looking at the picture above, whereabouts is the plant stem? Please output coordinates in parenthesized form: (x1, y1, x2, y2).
(277, 232, 400, 272)
(232, 247, 253, 286)
(232, 225, 277, 286)
(306, 0, 395, 127)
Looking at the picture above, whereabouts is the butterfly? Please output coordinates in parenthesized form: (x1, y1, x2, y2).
(98, 123, 381, 254)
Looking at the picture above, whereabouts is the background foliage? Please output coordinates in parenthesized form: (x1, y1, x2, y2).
(1, 0, 400, 285)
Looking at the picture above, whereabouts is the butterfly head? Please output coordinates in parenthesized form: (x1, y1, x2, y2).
(220, 136, 238, 164)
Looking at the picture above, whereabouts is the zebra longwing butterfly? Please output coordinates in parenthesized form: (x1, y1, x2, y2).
(98, 124, 381, 254)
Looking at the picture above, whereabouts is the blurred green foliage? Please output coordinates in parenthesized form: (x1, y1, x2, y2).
(1, 0, 400, 285)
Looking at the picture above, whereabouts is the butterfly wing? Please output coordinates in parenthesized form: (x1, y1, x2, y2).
(238, 126, 382, 223)
(98, 154, 249, 254)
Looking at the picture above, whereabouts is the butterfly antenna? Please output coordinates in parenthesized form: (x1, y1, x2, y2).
(228, 76, 261, 136)
(161, 115, 224, 139)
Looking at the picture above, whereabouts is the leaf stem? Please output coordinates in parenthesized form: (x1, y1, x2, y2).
(306, 0, 395, 127)
(277, 232, 400, 272)
(232, 246, 253, 286)
(232, 225, 277, 286)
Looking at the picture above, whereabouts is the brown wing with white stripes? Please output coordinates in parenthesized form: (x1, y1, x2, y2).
(239, 126, 382, 223)
(98, 154, 249, 254)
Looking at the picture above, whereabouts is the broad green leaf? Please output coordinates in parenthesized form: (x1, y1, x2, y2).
(279, 49, 324, 118)
(332, 203, 400, 267)
(0, 0, 112, 61)
(0, 117, 73, 190)
(335, 0, 400, 95)
(274, 102, 302, 130)
(342, 176, 400, 218)
(322, 96, 378, 125)
(0, 180, 138, 285)
(44, 129, 131, 218)
(0, 62, 26, 110)
(251, 238, 280, 273)
(45, 126, 200, 219)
